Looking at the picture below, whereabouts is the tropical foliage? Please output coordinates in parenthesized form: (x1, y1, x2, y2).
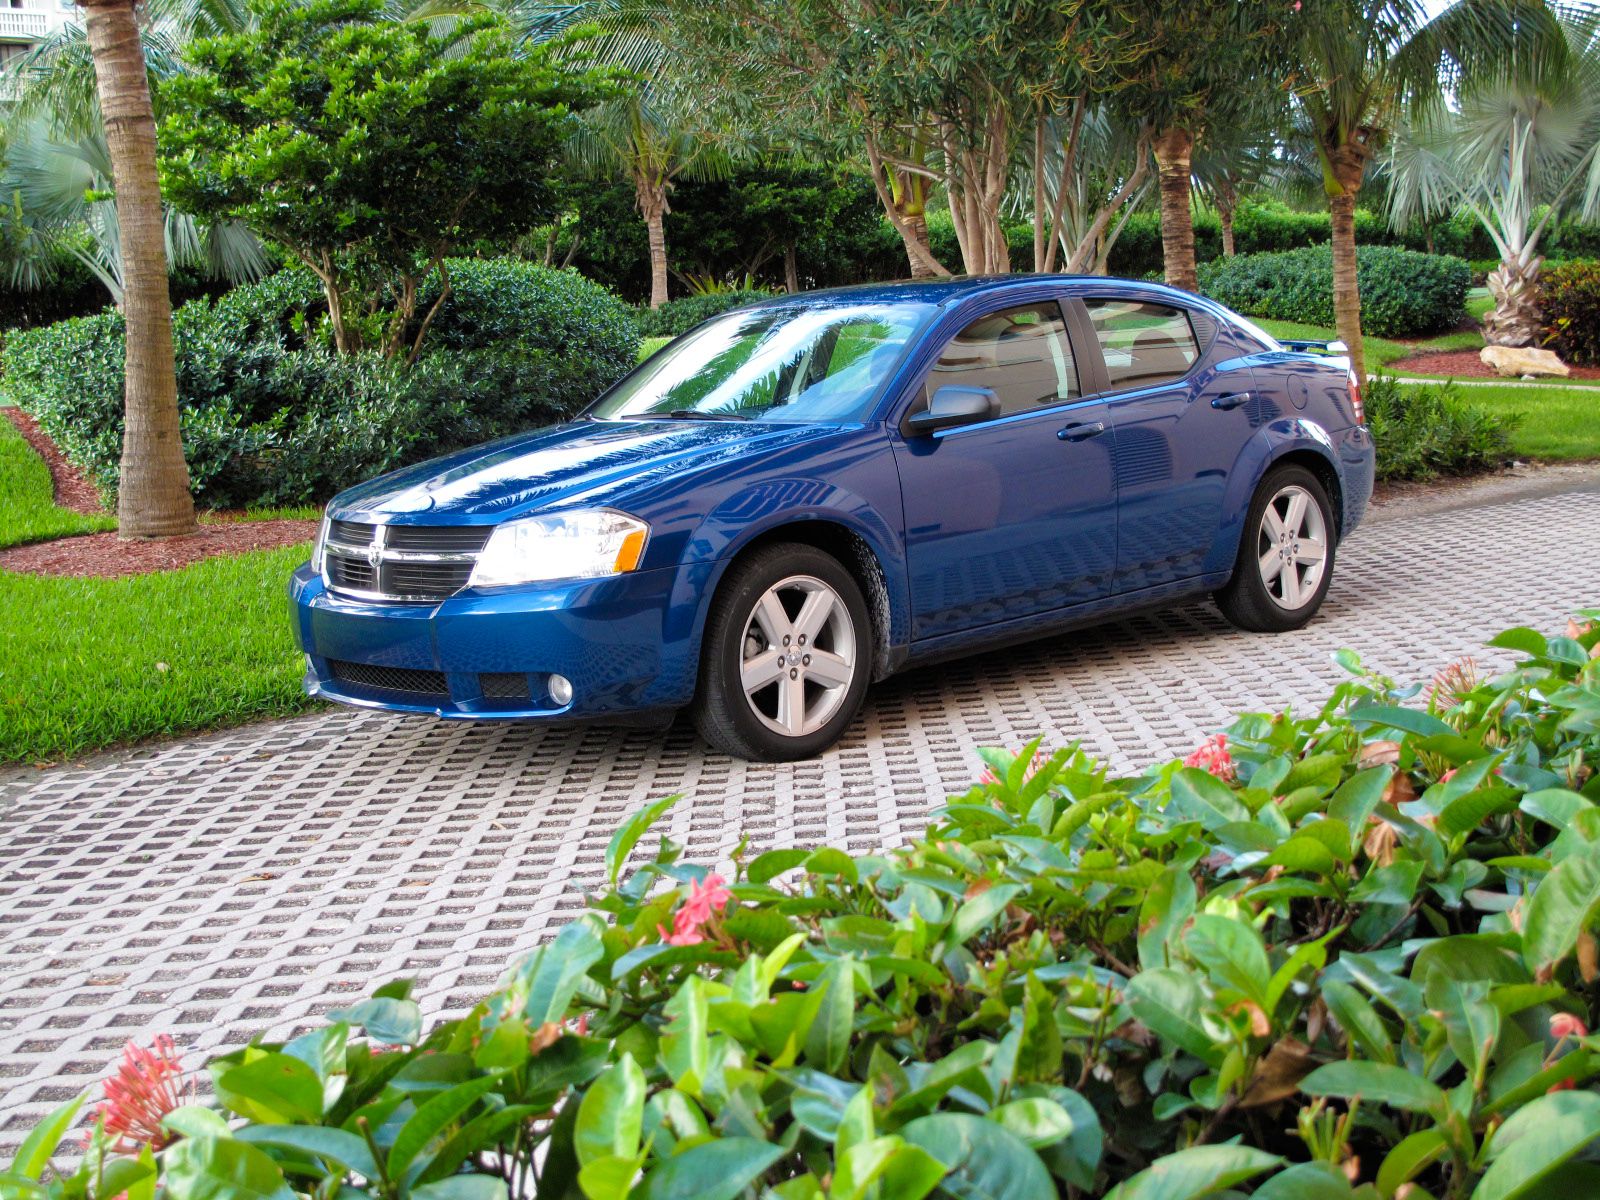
(8, 612, 1600, 1198)
(1362, 376, 1518, 480)
(1540, 258, 1600, 364)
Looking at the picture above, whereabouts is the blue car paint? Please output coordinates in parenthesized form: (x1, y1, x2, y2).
(290, 274, 1374, 722)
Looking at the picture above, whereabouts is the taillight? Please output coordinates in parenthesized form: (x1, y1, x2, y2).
(1348, 370, 1365, 425)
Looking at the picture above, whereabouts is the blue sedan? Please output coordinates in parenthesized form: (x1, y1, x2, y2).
(289, 276, 1374, 760)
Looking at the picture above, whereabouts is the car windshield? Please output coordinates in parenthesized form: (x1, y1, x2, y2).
(590, 301, 933, 423)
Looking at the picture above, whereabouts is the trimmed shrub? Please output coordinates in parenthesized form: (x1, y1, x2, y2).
(1542, 259, 1600, 365)
(12, 613, 1600, 1199)
(1366, 376, 1518, 480)
(1199, 243, 1471, 337)
(634, 289, 778, 339)
(1, 259, 639, 507)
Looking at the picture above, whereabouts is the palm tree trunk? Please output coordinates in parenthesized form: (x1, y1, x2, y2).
(1328, 188, 1366, 382)
(633, 168, 670, 309)
(1218, 180, 1237, 258)
(1482, 256, 1544, 347)
(82, 0, 194, 539)
(783, 244, 799, 294)
(1153, 125, 1197, 292)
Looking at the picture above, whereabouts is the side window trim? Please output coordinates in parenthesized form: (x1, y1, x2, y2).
(1069, 296, 1204, 399)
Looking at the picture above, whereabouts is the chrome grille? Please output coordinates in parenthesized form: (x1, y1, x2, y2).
(322, 521, 489, 602)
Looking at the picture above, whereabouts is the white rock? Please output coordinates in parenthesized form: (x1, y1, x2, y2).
(1481, 345, 1571, 378)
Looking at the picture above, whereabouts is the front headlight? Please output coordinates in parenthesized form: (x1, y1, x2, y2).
(310, 513, 330, 574)
(469, 510, 649, 589)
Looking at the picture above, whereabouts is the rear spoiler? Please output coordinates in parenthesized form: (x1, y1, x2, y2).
(1278, 338, 1349, 357)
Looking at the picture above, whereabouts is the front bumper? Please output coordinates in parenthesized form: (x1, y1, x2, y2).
(289, 563, 703, 720)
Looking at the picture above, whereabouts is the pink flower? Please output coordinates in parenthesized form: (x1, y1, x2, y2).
(657, 873, 732, 947)
(1551, 1013, 1590, 1041)
(1439, 768, 1458, 784)
(1184, 734, 1237, 781)
(91, 1035, 191, 1154)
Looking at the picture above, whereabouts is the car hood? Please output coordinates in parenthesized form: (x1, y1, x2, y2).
(329, 418, 843, 522)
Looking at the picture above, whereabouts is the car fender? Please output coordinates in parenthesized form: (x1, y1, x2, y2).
(659, 478, 912, 680)
(1206, 418, 1341, 575)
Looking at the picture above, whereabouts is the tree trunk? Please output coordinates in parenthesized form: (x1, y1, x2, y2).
(1153, 125, 1197, 292)
(783, 244, 799, 294)
(1483, 256, 1544, 347)
(82, 0, 194, 539)
(893, 208, 940, 279)
(1328, 187, 1366, 382)
(1218, 180, 1237, 258)
(634, 169, 670, 309)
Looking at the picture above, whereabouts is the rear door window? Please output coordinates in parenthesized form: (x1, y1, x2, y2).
(1084, 299, 1199, 390)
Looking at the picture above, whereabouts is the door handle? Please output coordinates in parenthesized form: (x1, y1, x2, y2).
(1057, 420, 1106, 442)
(1212, 391, 1252, 411)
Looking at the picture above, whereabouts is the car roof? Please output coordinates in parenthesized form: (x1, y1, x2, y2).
(740, 274, 1219, 312)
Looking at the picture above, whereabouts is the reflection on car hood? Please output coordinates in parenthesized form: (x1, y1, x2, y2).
(329, 418, 838, 522)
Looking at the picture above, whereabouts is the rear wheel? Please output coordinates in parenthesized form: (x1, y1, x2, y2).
(693, 543, 871, 761)
(1214, 464, 1337, 632)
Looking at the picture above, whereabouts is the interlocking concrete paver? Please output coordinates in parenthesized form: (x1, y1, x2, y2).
(3, 486, 1598, 1147)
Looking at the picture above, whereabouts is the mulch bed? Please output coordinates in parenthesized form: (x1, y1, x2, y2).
(2, 406, 107, 514)
(0, 519, 319, 579)
(1388, 348, 1600, 381)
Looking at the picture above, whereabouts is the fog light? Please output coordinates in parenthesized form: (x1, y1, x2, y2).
(548, 674, 574, 707)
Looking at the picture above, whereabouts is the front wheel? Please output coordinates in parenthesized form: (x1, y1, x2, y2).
(1214, 464, 1337, 632)
(693, 543, 872, 761)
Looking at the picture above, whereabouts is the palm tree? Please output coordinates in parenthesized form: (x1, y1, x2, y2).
(76, 0, 194, 538)
(1285, 0, 1559, 380)
(1387, 7, 1599, 346)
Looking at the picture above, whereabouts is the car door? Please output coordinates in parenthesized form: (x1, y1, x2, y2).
(891, 299, 1118, 640)
(1073, 295, 1258, 591)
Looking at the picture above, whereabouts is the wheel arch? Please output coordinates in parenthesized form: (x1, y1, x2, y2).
(1209, 423, 1344, 577)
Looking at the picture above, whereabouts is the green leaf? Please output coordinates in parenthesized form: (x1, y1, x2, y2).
(1322, 981, 1394, 1064)
(830, 1137, 944, 1200)
(748, 848, 809, 884)
(804, 961, 856, 1074)
(1251, 1161, 1355, 1199)
(1349, 860, 1425, 905)
(1138, 864, 1197, 971)
(411, 1180, 508, 1200)
(1328, 767, 1394, 834)
(1474, 1092, 1600, 1200)
(1184, 913, 1270, 1006)
(216, 1052, 324, 1123)
(1522, 841, 1600, 976)
(575, 1053, 645, 1168)
(606, 794, 680, 885)
(1258, 836, 1338, 876)
(900, 1113, 1055, 1200)
(805, 848, 858, 882)
(1123, 969, 1224, 1067)
(1169, 768, 1250, 829)
(233, 1126, 378, 1179)
(163, 1106, 231, 1140)
(634, 1137, 786, 1200)
(1300, 1061, 1446, 1115)
(161, 1135, 296, 1200)
(986, 1099, 1073, 1150)
(1439, 787, 1521, 839)
(1346, 705, 1454, 737)
(1520, 789, 1594, 831)
(516, 915, 606, 1026)
(386, 1073, 503, 1181)
(1102, 1144, 1282, 1200)
(661, 975, 710, 1094)
(10, 1095, 83, 1181)
(1488, 626, 1548, 656)
(951, 884, 1023, 942)
(1377, 1128, 1448, 1197)
(326, 996, 422, 1046)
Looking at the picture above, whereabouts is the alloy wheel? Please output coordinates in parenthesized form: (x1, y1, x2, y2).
(738, 575, 858, 738)
(1256, 484, 1328, 610)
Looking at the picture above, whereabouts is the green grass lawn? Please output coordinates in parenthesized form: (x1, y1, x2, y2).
(0, 413, 115, 548)
(0, 544, 317, 763)
(1444, 384, 1600, 461)
(1, 412, 317, 764)
(640, 335, 673, 361)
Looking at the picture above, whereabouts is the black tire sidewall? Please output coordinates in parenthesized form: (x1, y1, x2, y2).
(700, 545, 872, 760)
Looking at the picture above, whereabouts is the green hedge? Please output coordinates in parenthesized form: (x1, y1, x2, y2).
(634, 289, 778, 339)
(1366, 376, 1518, 480)
(1543, 259, 1600, 365)
(1199, 244, 1471, 337)
(13, 612, 1600, 1199)
(1, 260, 639, 507)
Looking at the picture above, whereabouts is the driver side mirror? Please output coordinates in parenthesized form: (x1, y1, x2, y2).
(904, 385, 1001, 436)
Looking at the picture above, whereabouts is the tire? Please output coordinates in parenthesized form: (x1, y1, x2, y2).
(693, 543, 872, 761)
(1214, 464, 1337, 633)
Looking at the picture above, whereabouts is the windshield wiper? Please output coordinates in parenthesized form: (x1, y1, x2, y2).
(662, 409, 753, 422)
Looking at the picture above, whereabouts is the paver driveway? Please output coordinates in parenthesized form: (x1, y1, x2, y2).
(3, 480, 1599, 1149)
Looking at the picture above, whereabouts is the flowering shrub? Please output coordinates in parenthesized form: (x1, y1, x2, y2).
(7, 614, 1600, 1200)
